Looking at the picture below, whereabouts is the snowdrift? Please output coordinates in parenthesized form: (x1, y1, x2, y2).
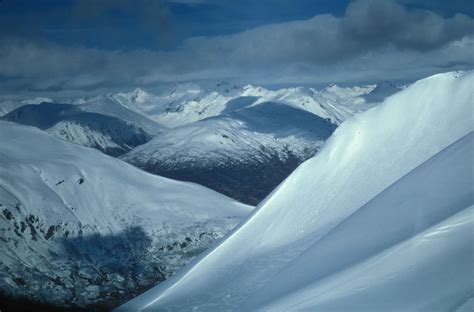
(117, 70, 474, 311)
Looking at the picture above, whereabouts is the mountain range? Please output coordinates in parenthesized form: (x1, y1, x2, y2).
(0, 78, 411, 310)
(117, 70, 474, 312)
(0, 81, 400, 204)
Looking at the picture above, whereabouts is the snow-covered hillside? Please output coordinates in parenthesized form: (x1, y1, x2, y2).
(117, 71, 473, 312)
(1, 103, 159, 156)
(0, 122, 252, 309)
(123, 102, 336, 204)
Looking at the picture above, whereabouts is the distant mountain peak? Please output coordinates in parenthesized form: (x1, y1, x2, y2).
(21, 97, 55, 105)
(125, 88, 151, 103)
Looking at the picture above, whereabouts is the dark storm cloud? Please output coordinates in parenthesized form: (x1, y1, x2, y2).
(0, 0, 473, 92)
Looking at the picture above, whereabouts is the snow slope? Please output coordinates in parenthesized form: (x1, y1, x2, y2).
(122, 102, 336, 204)
(1, 103, 157, 156)
(117, 70, 473, 311)
(0, 122, 251, 309)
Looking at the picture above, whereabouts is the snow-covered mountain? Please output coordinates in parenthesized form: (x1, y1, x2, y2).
(110, 81, 399, 128)
(361, 81, 405, 103)
(1, 103, 159, 156)
(122, 101, 336, 204)
(0, 97, 54, 117)
(1, 81, 397, 204)
(0, 121, 251, 309)
(117, 71, 473, 312)
(111, 83, 245, 128)
(119, 81, 398, 204)
(69, 94, 166, 136)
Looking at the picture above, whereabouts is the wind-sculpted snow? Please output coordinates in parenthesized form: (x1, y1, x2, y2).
(0, 122, 252, 309)
(117, 71, 474, 312)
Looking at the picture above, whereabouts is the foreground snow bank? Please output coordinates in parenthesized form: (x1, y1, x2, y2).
(117, 70, 473, 311)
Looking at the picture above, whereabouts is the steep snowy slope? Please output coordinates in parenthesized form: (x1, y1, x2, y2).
(122, 102, 336, 204)
(0, 122, 251, 309)
(1, 103, 156, 156)
(117, 70, 473, 311)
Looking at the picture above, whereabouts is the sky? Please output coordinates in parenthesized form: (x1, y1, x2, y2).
(0, 0, 473, 94)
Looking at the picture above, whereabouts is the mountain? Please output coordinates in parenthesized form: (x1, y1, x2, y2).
(111, 83, 245, 128)
(118, 82, 399, 204)
(69, 94, 166, 135)
(361, 81, 404, 103)
(0, 121, 252, 310)
(122, 101, 336, 204)
(273, 83, 381, 122)
(1, 103, 159, 156)
(117, 71, 473, 312)
(110, 81, 398, 128)
(1, 82, 397, 205)
(0, 97, 54, 117)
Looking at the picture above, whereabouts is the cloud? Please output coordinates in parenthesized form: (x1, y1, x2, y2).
(178, 0, 474, 66)
(342, 0, 474, 50)
(0, 0, 473, 93)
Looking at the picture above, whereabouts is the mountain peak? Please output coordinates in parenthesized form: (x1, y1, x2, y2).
(129, 88, 150, 102)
